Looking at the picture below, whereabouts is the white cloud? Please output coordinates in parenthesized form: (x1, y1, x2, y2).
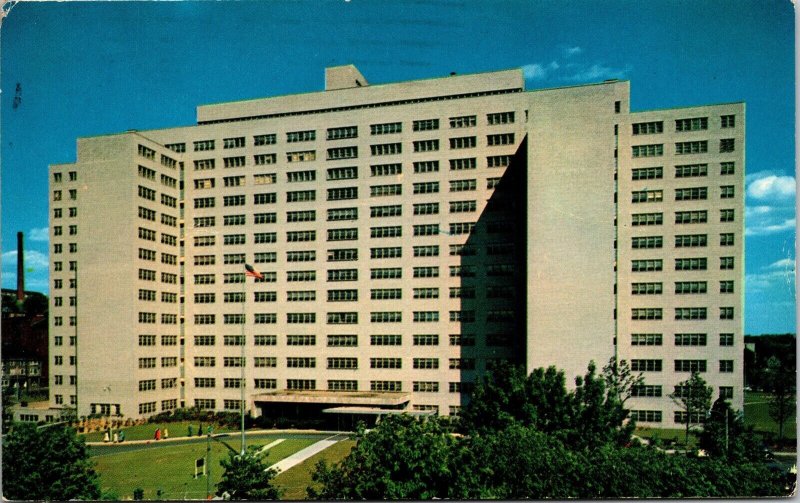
(746, 258, 796, 294)
(28, 227, 49, 242)
(565, 63, 630, 82)
(746, 174, 796, 200)
(522, 61, 559, 81)
(1, 250, 50, 270)
(767, 258, 796, 271)
(564, 46, 582, 57)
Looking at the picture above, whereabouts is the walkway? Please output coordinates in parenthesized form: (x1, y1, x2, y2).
(267, 434, 345, 473)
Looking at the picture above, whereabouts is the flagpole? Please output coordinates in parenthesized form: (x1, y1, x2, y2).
(240, 271, 246, 455)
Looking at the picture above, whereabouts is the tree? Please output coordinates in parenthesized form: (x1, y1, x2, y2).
(762, 356, 796, 443)
(308, 414, 457, 499)
(216, 446, 280, 500)
(700, 397, 764, 462)
(569, 360, 637, 449)
(22, 291, 48, 317)
(2, 423, 101, 500)
(670, 371, 713, 445)
(602, 357, 643, 406)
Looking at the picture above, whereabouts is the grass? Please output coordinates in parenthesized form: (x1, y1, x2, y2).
(634, 426, 700, 448)
(744, 391, 796, 442)
(82, 420, 234, 442)
(92, 435, 319, 500)
(274, 439, 356, 499)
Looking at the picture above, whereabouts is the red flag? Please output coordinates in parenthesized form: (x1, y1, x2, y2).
(244, 263, 264, 280)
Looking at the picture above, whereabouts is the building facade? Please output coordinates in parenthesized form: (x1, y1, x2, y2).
(48, 65, 744, 427)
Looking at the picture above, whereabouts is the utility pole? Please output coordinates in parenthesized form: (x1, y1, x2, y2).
(206, 428, 211, 499)
(241, 277, 246, 455)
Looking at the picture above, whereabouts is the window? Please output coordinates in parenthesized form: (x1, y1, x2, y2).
(254, 379, 277, 389)
(413, 202, 439, 214)
(450, 179, 476, 192)
(632, 190, 663, 203)
(327, 125, 358, 140)
(450, 136, 476, 149)
(370, 267, 402, 279)
(194, 314, 216, 324)
(413, 288, 439, 299)
(450, 115, 476, 128)
(286, 334, 316, 345)
(254, 357, 277, 368)
(675, 360, 707, 372)
(413, 139, 439, 152)
(414, 266, 439, 278)
(487, 133, 515, 146)
(675, 210, 707, 224)
(254, 153, 277, 165)
(631, 236, 663, 249)
(370, 122, 402, 135)
(223, 156, 246, 168)
(675, 141, 708, 155)
(286, 250, 316, 262)
(371, 311, 401, 323)
(720, 233, 734, 246)
(254, 133, 276, 145)
(328, 187, 358, 201)
(413, 358, 439, 369)
(632, 282, 663, 295)
(254, 291, 277, 302)
(720, 257, 734, 270)
(413, 245, 439, 257)
(449, 358, 476, 370)
(675, 117, 708, 131)
(675, 258, 707, 271)
(675, 187, 708, 201)
(371, 143, 402, 156)
(720, 162, 735, 175)
(327, 207, 358, 221)
(325, 145, 359, 160)
(254, 335, 277, 346)
(631, 167, 663, 180)
(327, 312, 358, 324)
(286, 230, 315, 242)
(223, 176, 245, 187)
(487, 111, 515, 125)
(371, 226, 402, 239)
(371, 381, 401, 391)
(631, 308, 662, 320)
(287, 150, 316, 163)
(328, 335, 358, 347)
(224, 214, 246, 226)
(414, 311, 439, 322)
(675, 234, 707, 248)
(675, 281, 707, 294)
(371, 288, 401, 300)
(720, 185, 735, 199)
(412, 118, 439, 131)
(254, 212, 277, 224)
(253, 173, 277, 186)
(327, 228, 358, 241)
(632, 121, 663, 135)
(370, 205, 402, 218)
(286, 190, 314, 203)
(719, 138, 735, 153)
(632, 213, 663, 226)
(630, 359, 662, 372)
(194, 335, 216, 346)
(675, 333, 707, 346)
(287, 130, 315, 143)
(675, 307, 707, 320)
(327, 358, 358, 370)
(194, 378, 216, 388)
(254, 252, 277, 263)
(630, 410, 662, 423)
(370, 357, 402, 369)
(631, 385, 662, 397)
(327, 269, 358, 282)
(450, 158, 477, 171)
(370, 247, 402, 259)
(487, 155, 511, 168)
(328, 166, 358, 180)
(413, 160, 439, 173)
(720, 209, 735, 222)
(720, 307, 734, 320)
(223, 234, 245, 246)
(632, 144, 663, 157)
(720, 333, 734, 346)
(631, 333, 662, 346)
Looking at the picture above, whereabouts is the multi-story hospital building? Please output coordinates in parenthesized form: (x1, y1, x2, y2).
(48, 65, 743, 428)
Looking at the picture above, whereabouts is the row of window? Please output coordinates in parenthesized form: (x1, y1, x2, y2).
(630, 307, 735, 320)
(631, 281, 734, 295)
(631, 209, 735, 226)
(631, 233, 735, 249)
(189, 309, 514, 325)
(631, 257, 734, 272)
(190, 356, 479, 370)
(631, 115, 735, 135)
(631, 162, 735, 180)
(631, 185, 735, 203)
(630, 333, 734, 346)
(629, 359, 735, 372)
(190, 333, 484, 347)
(631, 139, 735, 158)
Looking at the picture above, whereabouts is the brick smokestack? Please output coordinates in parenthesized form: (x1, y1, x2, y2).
(17, 231, 24, 301)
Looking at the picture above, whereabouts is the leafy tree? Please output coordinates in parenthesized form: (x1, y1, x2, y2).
(308, 414, 457, 499)
(700, 397, 764, 462)
(216, 446, 280, 500)
(569, 360, 636, 449)
(670, 371, 713, 445)
(602, 357, 643, 406)
(762, 356, 796, 442)
(2, 422, 101, 500)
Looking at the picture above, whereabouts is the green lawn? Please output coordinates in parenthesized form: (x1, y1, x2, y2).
(274, 439, 356, 500)
(92, 435, 318, 500)
(82, 420, 234, 442)
(744, 391, 796, 441)
(634, 426, 700, 448)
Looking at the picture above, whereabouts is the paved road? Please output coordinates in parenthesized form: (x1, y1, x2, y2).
(268, 433, 348, 473)
(88, 431, 342, 457)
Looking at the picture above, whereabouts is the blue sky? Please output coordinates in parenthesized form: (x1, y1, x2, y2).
(1, 0, 795, 334)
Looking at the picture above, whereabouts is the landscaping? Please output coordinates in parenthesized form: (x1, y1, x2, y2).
(91, 434, 327, 500)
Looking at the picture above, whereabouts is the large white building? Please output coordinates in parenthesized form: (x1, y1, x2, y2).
(48, 65, 744, 428)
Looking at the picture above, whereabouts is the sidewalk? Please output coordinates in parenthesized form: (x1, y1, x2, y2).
(267, 435, 343, 473)
(85, 428, 350, 447)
